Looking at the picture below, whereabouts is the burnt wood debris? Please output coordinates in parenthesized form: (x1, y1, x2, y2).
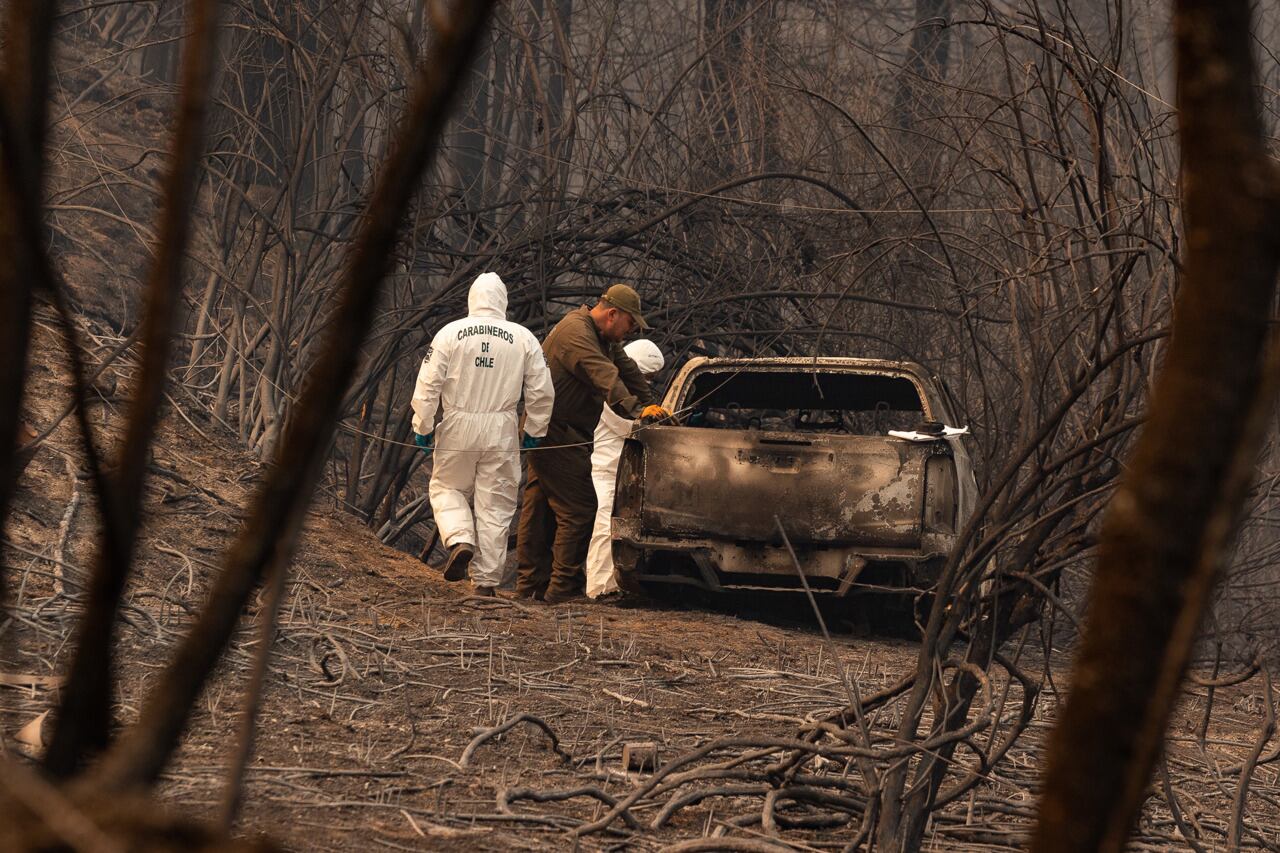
(2, 0, 1280, 850)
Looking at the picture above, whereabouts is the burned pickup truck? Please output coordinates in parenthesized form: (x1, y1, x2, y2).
(610, 357, 977, 599)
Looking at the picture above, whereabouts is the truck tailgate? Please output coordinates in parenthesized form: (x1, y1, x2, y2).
(633, 427, 928, 547)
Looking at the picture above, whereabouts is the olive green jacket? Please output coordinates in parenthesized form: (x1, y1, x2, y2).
(541, 306, 653, 443)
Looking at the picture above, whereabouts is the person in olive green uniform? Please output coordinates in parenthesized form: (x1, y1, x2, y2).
(516, 285, 670, 603)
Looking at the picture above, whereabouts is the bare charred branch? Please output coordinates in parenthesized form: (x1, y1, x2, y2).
(1033, 1, 1280, 849)
(45, 0, 223, 778)
(85, 0, 496, 792)
(0, 0, 55, 658)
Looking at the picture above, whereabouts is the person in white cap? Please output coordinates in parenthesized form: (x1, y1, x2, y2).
(585, 339, 665, 598)
(411, 272, 555, 596)
(514, 284, 670, 604)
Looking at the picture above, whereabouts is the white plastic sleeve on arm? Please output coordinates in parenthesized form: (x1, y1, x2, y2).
(520, 336, 556, 438)
(598, 403, 634, 440)
(410, 333, 449, 434)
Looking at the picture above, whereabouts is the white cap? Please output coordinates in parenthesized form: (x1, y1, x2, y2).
(624, 339, 664, 375)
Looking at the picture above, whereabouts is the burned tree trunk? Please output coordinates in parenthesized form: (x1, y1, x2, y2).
(87, 0, 498, 792)
(893, 0, 951, 129)
(1033, 1, 1280, 850)
(0, 1, 55, 659)
(45, 0, 222, 778)
(0, 0, 497, 846)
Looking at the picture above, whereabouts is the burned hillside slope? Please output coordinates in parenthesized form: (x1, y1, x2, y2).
(2, 321, 1276, 851)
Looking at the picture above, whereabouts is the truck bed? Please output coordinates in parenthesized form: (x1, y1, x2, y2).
(629, 426, 932, 548)
(611, 357, 975, 595)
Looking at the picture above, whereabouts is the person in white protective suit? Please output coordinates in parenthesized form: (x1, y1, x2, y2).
(585, 339, 665, 599)
(411, 272, 555, 596)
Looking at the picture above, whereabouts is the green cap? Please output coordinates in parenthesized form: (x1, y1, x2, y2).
(601, 283, 650, 330)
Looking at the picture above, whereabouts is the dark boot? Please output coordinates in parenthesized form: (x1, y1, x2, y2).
(472, 585, 496, 597)
(443, 542, 474, 582)
(544, 589, 586, 605)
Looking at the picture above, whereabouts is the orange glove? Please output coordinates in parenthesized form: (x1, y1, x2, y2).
(640, 405, 673, 425)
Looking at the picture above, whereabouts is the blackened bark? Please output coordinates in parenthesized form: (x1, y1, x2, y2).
(1032, 1, 1280, 850)
(700, 0, 747, 175)
(44, 0, 222, 779)
(893, 0, 951, 128)
(0, 0, 56, 664)
(88, 0, 497, 791)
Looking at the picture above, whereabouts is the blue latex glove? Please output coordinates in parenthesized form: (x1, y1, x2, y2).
(414, 432, 434, 454)
(521, 432, 541, 451)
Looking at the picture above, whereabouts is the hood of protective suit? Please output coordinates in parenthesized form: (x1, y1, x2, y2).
(624, 338, 665, 375)
(468, 272, 508, 319)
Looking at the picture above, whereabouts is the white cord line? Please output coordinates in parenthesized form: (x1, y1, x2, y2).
(180, 264, 848, 453)
(186, 315, 698, 454)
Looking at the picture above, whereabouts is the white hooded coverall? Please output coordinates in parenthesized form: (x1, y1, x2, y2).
(411, 273, 555, 588)
(585, 339, 665, 598)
